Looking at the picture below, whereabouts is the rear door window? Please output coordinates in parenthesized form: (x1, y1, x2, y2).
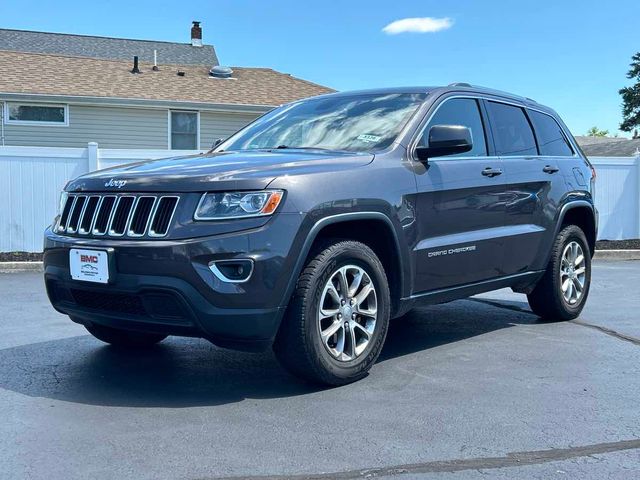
(486, 101, 538, 156)
(419, 98, 487, 157)
(529, 110, 574, 156)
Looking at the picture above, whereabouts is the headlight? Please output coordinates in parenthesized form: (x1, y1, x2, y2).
(57, 191, 69, 216)
(54, 191, 69, 229)
(194, 190, 284, 220)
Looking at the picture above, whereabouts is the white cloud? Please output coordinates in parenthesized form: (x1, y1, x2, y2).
(382, 17, 454, 35)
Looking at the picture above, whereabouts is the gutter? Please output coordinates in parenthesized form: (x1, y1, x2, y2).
(0, 92, 274, 115)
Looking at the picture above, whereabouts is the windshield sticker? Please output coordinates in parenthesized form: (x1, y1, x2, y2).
(357, 134, 382, 143)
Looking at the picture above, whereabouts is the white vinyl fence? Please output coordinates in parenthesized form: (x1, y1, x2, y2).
(590, 157, 640, 240)
(0, 143, 203, 252)
(0, 144, 639, 252)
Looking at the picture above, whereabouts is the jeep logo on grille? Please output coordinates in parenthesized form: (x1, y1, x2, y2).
(104, 178, 127, 188)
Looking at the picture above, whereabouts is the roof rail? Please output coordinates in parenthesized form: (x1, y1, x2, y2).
(448, 82, 472, 87)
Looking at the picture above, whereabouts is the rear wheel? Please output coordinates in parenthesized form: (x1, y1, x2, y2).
(527, 225, 591, 321)
(84, 322, 167, 347)
(274, 240, 390, 385)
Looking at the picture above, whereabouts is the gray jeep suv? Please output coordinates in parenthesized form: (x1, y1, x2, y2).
(44, 84, 597, 385)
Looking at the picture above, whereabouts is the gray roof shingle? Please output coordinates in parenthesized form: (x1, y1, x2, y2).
(573, 135, 630, 146)
(0, 28, 218, 66)
(577, 138, 640, 157)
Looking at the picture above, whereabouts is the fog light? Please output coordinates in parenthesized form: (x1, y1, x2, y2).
(209, 259, 254, 283)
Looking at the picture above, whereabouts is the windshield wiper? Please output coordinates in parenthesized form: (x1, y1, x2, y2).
(275, 145, 332, 150)
(274, 145, 350, 152)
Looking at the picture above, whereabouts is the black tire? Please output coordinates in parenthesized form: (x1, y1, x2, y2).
(527, 225, 592, 321)
(274, 240, 390, 386)
(84, 322, 167, 347)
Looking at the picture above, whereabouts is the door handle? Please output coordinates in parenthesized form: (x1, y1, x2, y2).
(542, 165, 560, 174)
(481, 167, 503, 177)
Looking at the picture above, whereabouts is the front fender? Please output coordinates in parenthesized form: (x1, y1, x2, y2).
(278, 210, 411, 316)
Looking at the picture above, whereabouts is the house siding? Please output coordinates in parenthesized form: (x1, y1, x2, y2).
(0, 101, 262, 149)
(2, 103, 168, 148)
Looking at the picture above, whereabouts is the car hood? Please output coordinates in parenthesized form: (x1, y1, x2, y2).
(66, 149, 375, 192)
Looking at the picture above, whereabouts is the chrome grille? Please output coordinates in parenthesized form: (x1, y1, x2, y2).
(57, 194, 179, 238)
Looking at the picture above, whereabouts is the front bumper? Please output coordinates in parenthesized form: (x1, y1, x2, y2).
(43, 213, 304, 351)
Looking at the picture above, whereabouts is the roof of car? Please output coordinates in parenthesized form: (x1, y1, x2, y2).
(310, 84, 547, 109)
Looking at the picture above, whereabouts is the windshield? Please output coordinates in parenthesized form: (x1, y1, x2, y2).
(219, 92, 428, 153)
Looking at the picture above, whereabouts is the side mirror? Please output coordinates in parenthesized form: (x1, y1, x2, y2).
(415, 125, 473, 162)
(211, 138, 224, 149)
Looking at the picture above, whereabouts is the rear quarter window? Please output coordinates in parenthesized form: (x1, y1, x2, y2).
(529, 110, 574, 156)
(486, 101, 538, 156)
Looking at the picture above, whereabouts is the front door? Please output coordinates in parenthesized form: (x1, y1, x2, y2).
(411, 97, 509, 293)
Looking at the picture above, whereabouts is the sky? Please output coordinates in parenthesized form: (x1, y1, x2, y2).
(1, 0, 639, 137)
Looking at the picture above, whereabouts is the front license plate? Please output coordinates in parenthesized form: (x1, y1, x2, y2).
(69, 249, 109, 284)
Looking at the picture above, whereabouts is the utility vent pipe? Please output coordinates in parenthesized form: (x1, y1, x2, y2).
(131, 56, 141, 74)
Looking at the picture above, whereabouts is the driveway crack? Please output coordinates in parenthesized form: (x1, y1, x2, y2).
(468, 298, 640, 347)
(204, 439, 640, 479)
(570, 319, 640, 346)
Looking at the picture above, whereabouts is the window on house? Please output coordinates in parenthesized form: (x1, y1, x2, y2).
(5, 103, 68, 125)
(170, 111, 199, 149)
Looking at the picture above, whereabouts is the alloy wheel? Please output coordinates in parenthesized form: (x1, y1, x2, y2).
(318, 265, 377, 361)
(560, 240, 587, 305)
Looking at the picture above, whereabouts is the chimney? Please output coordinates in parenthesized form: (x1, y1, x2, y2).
(191, 21, 202, 47)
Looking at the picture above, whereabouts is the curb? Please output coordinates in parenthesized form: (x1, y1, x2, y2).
(0, 250, 638, 273)
(0, 261, 44, 273)
(593, 249, 640, 261)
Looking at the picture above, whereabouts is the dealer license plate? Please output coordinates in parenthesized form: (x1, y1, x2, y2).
(69, 249, 109, 284)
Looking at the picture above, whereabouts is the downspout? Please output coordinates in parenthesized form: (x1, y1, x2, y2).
(0, 102, 5, 146)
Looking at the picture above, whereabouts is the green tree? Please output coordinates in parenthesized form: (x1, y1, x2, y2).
(620, 53, 640, 132)
(586, 126, 610, 137)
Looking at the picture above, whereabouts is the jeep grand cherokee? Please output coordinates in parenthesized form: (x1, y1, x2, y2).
(44, 84, 597, 385)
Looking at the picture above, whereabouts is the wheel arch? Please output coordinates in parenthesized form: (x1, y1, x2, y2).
(556, 200, 597, 256)
(281, 212, 408, 318)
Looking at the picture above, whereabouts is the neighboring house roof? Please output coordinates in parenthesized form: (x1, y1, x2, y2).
(577, 138, 640, 157)
(573, 135, 630, 146)
(0, 28, 218, 66)
(0, 50, 334, 108)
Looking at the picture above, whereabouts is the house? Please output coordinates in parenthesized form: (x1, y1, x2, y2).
(574, 136, 640, 157)
(0, 23, 333, 150)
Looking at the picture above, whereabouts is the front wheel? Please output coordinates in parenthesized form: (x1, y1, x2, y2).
(274, 240, 390, 386)
(527, 225, 592, 321)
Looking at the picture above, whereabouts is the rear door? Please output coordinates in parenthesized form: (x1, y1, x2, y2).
(485, 101, 566, 274)
(411, 96, 509, 293)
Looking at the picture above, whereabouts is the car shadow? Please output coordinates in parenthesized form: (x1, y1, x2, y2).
(0, 297, 540, 408)
(378, 296, 537, 362)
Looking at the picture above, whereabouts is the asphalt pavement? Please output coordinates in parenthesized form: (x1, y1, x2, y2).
(1, 260, 639, 479)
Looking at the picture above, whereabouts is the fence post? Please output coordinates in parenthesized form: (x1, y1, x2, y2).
(87, 142, 99, 172)
(637, 153, 640, 239)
